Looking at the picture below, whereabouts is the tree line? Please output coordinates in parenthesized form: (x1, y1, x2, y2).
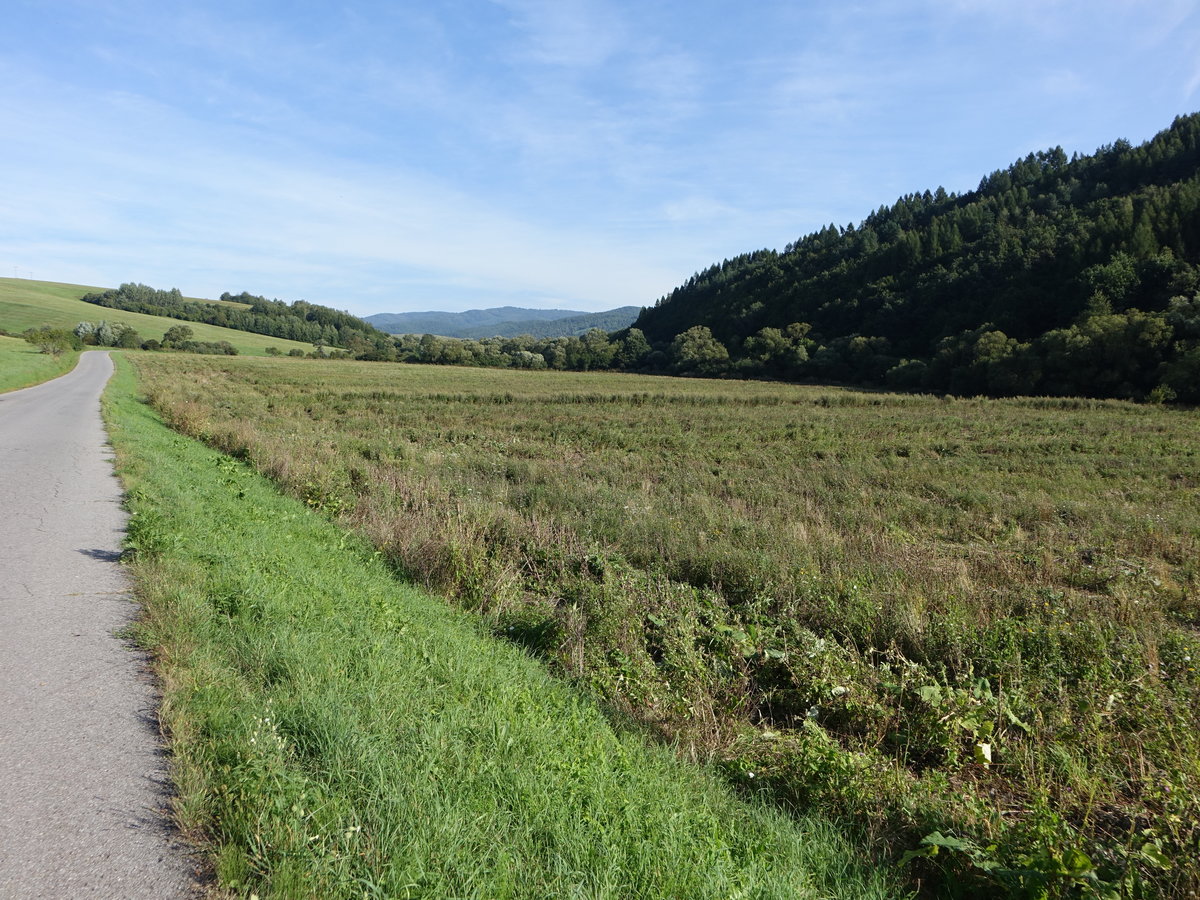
(80, 284, 392, 352)
(19, 321, 238, 356)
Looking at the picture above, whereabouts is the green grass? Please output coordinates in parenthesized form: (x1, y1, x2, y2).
(0, 278, 315, 357)
(128, 353, 1200, 898)
(104, 355, 897, 900)
(0, 334, 79, 392)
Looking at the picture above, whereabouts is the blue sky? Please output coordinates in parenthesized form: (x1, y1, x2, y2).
(2, 0, 1198, 315)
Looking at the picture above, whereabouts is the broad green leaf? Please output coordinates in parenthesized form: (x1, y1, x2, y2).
(974, 742, 992, 766)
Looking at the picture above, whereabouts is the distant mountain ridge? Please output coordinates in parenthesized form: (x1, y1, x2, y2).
(458, 307, 641, 339)
(366, 306, 639, 338)
(366, 307, 579, 335)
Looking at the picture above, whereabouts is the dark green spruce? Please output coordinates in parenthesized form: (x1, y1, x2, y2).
(632, 112, 1200, 401)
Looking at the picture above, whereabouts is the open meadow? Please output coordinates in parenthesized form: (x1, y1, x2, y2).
(129, 353, 1200, 897)
(104, 356, 895, 899)
(0, 278, 316, 357)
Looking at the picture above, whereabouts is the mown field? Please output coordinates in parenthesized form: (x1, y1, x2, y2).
(129, 353, 1200, 898)
(0, 333, 78, 392)
(0, 278, 315, 357)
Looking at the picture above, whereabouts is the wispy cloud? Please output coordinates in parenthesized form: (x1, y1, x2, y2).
(2, 0, 1197, 316)
(1040, 69, 1086, 98)
(0, 68, 684, 311)
(492, 0, 626, 69)
(661, 196, 735, 224)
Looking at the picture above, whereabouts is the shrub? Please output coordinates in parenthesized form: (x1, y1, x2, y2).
(179, 340, 238, 356)
(161, 324, 195, 348)
(22, 326, 82, 356)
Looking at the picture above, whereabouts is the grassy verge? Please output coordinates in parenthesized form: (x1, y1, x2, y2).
(0, 334, 79, 392)
(103, 355, 896, 898)
(127, 354, 1200, 898)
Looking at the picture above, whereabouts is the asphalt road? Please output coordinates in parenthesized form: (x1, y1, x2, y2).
(0, 352, 197, 898)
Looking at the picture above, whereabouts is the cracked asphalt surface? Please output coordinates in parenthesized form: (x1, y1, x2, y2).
(0, 352, 198, 898)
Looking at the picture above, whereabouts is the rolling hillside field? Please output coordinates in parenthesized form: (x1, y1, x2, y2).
(0, 278, 316, 356)
(129, 352, 1200, 898)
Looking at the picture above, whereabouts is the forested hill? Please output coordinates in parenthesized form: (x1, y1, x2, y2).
(81, 284, 393, 352)
(633, 112, 1200, 400)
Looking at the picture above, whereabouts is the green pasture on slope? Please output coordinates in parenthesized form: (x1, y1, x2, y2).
(0, 334, 79, 392)
(103, 356, 898, 900)
(0, 278, 315, 357)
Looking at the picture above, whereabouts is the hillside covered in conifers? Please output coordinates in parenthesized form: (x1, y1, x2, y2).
(632, 112, 1200, 401)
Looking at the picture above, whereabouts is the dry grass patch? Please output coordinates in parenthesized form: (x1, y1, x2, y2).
(130, 353, 1200, 897)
